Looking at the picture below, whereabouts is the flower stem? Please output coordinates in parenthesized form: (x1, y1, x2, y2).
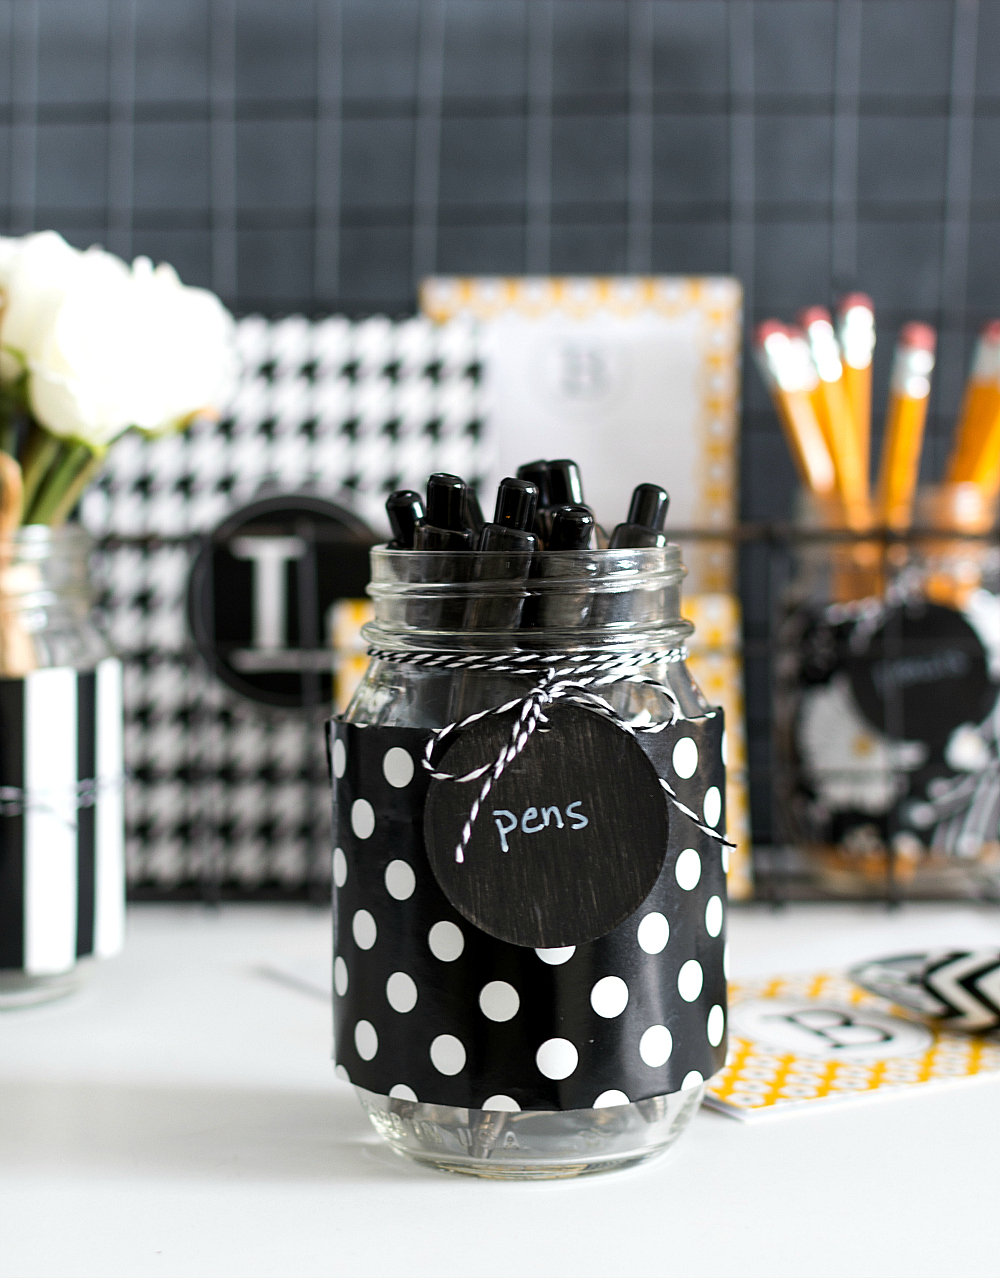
(24, 441, 96, 526)
(45, 450, 105, 527)
(20, 424, 62, 515)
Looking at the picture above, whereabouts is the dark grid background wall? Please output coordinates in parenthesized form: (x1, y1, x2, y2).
(0, 0, 996, 853)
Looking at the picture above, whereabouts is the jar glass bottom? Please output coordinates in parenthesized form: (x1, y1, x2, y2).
(356, 1085, 705, 1179)
(0, 964, 87, 1011)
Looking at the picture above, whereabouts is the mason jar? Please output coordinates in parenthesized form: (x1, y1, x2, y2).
(0, 525, 125, 1009)
(331, 545, 729, 1178)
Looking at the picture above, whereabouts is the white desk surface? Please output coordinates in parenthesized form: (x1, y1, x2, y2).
(3, 902, 999, 1278)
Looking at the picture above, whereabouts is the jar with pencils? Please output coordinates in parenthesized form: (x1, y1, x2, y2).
(759, 302, 1000, 899)
(330, 467, 729, 1177)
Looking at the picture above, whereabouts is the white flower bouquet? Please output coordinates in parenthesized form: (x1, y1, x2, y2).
(0, 231, 236, 527)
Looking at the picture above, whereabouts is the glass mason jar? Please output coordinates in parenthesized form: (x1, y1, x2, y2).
(776, 484, 1000, 900)
(0, 526, 125, 1009)
(335, 545, 726, 1178)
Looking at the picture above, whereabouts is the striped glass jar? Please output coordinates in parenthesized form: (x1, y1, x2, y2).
(0, 526, 125, 1009)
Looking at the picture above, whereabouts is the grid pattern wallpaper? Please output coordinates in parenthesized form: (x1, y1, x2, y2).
(0, 0, 996, 855)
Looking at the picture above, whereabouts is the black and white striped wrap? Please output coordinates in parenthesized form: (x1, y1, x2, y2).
(0, 659, 125, 975)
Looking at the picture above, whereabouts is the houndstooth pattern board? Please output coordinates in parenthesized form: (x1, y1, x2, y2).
(81, 316, 493, 897)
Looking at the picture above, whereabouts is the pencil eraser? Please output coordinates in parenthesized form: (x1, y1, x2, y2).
(836, 292, 875, 314)
(899, 322, 936, 352)
(798, 306, 833, 328)
(980, 319, 1000, 341)
(754, 320, 787, 346)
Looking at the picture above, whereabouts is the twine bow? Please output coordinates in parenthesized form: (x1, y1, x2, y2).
(369, 647, 734, 864)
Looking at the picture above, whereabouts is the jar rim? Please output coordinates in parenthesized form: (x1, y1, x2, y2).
(364, 542, 692, 653)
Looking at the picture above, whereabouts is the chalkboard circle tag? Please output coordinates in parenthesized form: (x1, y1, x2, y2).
(846, 602, 994, 753)
(423, 704, 669, 948)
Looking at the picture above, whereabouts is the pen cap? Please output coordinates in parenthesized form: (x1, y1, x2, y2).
(492, 477, 539, 531)
(626, 483, 670, 531)
(516, 460, 550, 505)
(426, 473, 467, 529)
(546, 459, 585, 506)
(547, 504, 595, 551)
(386, 490, 424, 546)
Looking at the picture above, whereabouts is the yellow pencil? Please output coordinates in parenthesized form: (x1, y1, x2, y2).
(946, 320, 1000, 497)
(799, 307, 871, 529)
(754, 322, 837, 503)
(835, 292, 876, 473)
(876, 322, 936, 530)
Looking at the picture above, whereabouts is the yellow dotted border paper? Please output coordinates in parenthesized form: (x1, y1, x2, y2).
(706, 971, 1000, 1121)
(421, 276, 751, 897)
(420, 275, 742, 596)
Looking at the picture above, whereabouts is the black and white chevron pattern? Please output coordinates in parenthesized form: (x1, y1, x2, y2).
(850, 950, 1000, 1033)
(0, 660, 125, 975)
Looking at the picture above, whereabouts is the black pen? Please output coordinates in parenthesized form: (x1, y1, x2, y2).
(516, 459, 551, 543)
(385, 490, 424, 549)
(608, 484, 670, 548)
(466, 477, 540, 630)
(413, 474, 475, 551)
(525, 504, 597, 631)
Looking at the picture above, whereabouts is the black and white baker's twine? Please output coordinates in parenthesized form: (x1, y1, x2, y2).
(369, 647, 734, 864)
(0, 774, 126, 823)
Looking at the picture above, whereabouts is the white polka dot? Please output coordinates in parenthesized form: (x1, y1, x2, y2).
(536, 1038, 579, 1080)
(682, 1070, 704, 1090)
(335, 1064, 350, 1082)
(724, 943, 730, 979)
(430, 1034, 466, 1075)
(479, 980, 520, 1022)
(352, 909, 377, 950)
(382, 746, 414, 788)
(678, 959, 704, 1002)
(332, 846, 347, 887)
(675, 847, 702, 890)
(351, 798, 375, 839)
(384, 859, 415, 900)
(639, 1024, 673, 1067)
(389, 1084, 417, 1102)
(672, 736, 698, 779)
(703, 786, 722, 828)
(428, 920, 464, 962)
(707, 1004, 725, 1046)
(590, 976, 629, 1019)
(386, 971, 418, 1013)
(636, 912, 669, 954)
(535, 946, 575, 965)
(705, 895, 723, 938)
(332, 738, 346, 778)
(334, 956, 348, 996)
(481, 1094, 521, 1112)
(593, 1089, 630, 1108)
(354, 1020, 378, 1060)
(721, 844, 731, 874)
(721, 730, 728, 767)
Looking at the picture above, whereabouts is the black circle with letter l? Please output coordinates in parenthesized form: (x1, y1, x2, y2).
(424, 704, 669, 948)
(187, 492, 375, 709)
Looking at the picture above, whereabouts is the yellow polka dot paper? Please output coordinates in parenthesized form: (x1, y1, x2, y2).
(705, 971, 1000, 1121)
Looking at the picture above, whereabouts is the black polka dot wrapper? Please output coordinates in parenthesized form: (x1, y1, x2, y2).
(328, 711, 728, 1112)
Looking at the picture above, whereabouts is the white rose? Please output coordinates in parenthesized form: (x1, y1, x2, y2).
(0, 232, 236, 449)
